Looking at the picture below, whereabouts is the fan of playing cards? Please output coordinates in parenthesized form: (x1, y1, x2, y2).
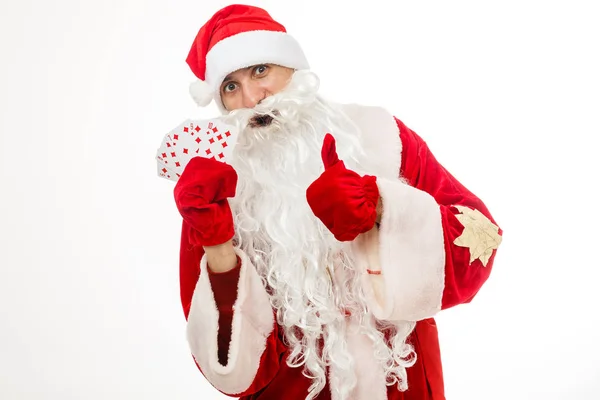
(156, 117, 239, 182)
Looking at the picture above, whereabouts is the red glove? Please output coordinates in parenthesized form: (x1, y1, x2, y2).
(174, 157, 237, 247)
(306, 134, 380, 242)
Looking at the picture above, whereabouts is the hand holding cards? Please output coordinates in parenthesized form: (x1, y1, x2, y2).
(156, 117, 239, 182)
(173, 156, 238, 247)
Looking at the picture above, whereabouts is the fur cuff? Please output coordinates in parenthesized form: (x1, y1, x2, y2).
(186, 247, 274, 394)
(352, 177, 446, 321)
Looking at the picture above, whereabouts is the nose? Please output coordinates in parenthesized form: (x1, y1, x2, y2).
(241, 81, 266, 109)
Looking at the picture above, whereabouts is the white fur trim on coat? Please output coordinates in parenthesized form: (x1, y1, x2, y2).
(340, 103, 402, 181)
(329, 318, 388, 400)
(186, 247, 274, 394)
(352, 177, 446, 321)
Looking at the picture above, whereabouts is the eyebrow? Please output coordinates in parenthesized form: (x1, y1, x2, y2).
(222, 65, 259, 85)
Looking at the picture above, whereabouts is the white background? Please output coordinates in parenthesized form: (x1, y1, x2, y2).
(1, 0, 599, 399)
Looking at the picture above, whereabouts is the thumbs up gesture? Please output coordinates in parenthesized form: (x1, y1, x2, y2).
(306, 133, 380, 241)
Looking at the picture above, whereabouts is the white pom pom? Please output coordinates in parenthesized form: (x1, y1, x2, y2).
(189, 79, 213, 107)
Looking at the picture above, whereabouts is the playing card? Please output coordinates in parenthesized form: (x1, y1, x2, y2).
(156, 135, 184, 175)
(171, 118, 237, 163)
(156, 162, 179, 182)
(191, 119, 237, 163)
(156, 117, 239, 182)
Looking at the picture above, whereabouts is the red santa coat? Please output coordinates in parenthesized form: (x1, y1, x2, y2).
(177, 104, 502, 400)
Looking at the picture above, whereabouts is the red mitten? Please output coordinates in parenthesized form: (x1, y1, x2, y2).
(174, 157, 238, 247)
(306, 134, 380, 241)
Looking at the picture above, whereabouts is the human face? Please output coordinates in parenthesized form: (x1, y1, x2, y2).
(219, 64, 294, 112)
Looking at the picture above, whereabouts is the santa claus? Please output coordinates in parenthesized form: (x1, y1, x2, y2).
(173, 4, 503, 400)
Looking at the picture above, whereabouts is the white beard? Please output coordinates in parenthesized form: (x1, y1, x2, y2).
(222, 71, 416, 400)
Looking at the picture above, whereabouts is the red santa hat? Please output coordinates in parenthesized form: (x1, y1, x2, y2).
(186, 4, 310, 111)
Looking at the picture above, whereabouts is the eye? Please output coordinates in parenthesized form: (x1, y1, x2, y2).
(253, 64, 269, 76)
(222, 82, 237, 94)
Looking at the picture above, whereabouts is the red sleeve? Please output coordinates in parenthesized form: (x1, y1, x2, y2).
(207, 257, 242, 366)
(396, 118, 503, 309)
